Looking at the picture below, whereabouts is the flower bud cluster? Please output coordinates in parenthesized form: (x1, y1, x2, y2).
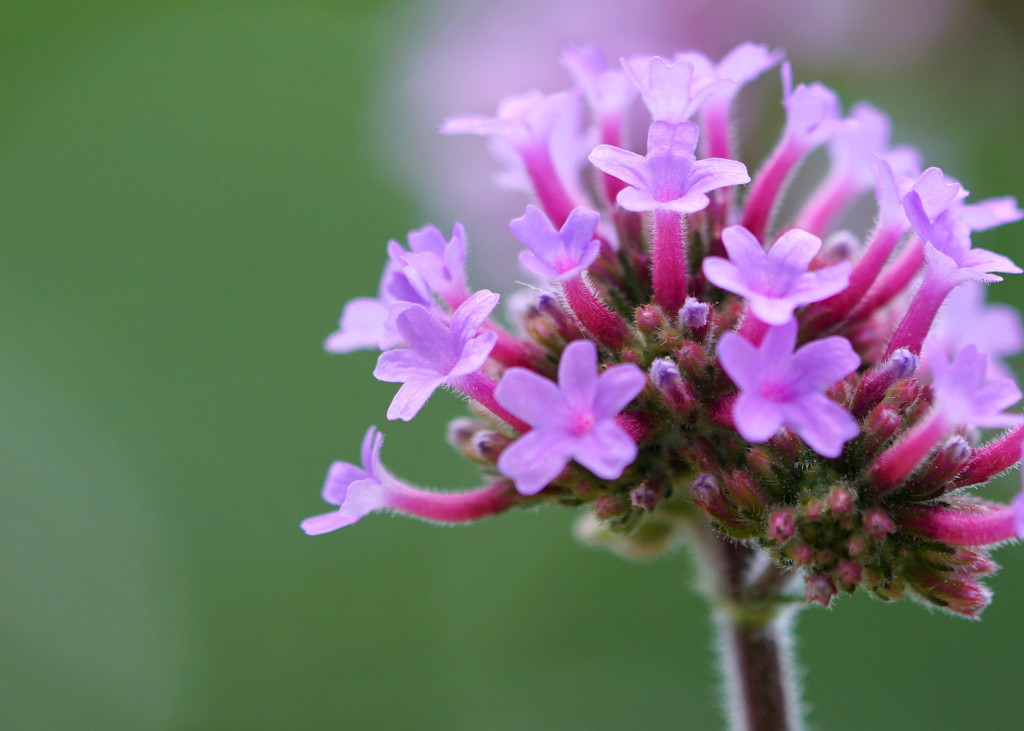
(305, 43, 1024, 617)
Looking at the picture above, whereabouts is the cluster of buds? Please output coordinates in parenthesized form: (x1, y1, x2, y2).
(305, 43, 1024, 618)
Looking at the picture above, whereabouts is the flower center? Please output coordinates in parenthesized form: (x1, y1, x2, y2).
(569, 410, 596, 436)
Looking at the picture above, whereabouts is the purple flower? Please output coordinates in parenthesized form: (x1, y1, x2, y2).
(374, 290, 499, 421)
(561, 46, 637, 126)
(622, 55, 729, 124)
(589, 121, 750, 214)
(717, 320, 860, 457)
(440, 89, 580, 153)
(702, 225, 850, 325)
(780, 65, 853, 151)
(676, 43, 783, 106)
(510, 204, 601, 281)
(301, 427, 392, 535)
(387, 223, 470, 309)
(324, 260, 432, 354)
(302, 427, 519, 534)
(926, 281, 1024, 377)
(494, 340, 645, 494)
(826, 103, 918, 191)
(903, 167, 1022, 281)
(929, 344, 1023, 429)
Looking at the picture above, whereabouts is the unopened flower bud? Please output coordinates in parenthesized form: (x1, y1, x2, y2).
(860, 405, 902, 456)
(846, 535, 869, 557)
(678, 297, 710, 331)
(836, 560, 862, 586)
(722, 470, 766, 515)
(675, 341, 709, 379)
(650, 357, 697, 417)
(767, 509, 797, 542)
(446, 417, 481, 451)
(863, 508, 895, 539)
(635, 304, 664, 334)
(852, 348, 919, 417)
(594, 493, 632, 521)
(788, 543, 815, 566)
(629, 481, 663, 512)
(537, 292, 583, 341)
(827, 486, 855, 515)
(691, 473, 737, 526)
(804, 498, 825, 521)
(822, 230, 859, 263)
(746, 447, 777, 484)
(887, 378, 923, 415)
(805, 574, 837, 607)
(903, 435, 973, 499)
(474, 431, 509, 461)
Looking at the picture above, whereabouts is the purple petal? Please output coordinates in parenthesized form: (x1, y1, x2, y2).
(361, 427, 385, 477)
(960, 247, 1022, 276)
(560, 206, 601, 248)
(615, 187, 660, 212)
(748, 296, 798, 325)
(768, 229, 821, 270)
(321, 461, 369, 505)
(646, 120, 699, 156)
(324, 298, 389, 354)
(497, 429, 574, 495)
(759, 320, 800, 367)
(702, 257, 750, 298)
(386, 377, 444, 421)
(721, 225, 767, 271)
(593, 363, 646, 418)
(518, 250, 560, 279)
(510, 204, 558, 250)
(449, 290, 500, 344)
(373, 348, 439, 384)
(733, 391, 784, 442)
(301, 510, 358, 536)
(788, 336, 860, 392)
(450, 332, 498, 377)
(661, 192, 713, 215)
(717, 43, 784, 89)
(495, 368, 569, 429)
(393, 306, 456, 370)
(784, 394, 859, 458)
(686, 157, 750, 195)
(716, 332, 762, 390)
(791, 262, 851, 304)
(588, 145, 649, 190)
(960, 197, 1023, 231)
(558, 340, 599, 409)
(574, 421, 638, 479)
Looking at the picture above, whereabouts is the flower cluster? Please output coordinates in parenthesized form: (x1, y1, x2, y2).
(306, 44, 1024, 617)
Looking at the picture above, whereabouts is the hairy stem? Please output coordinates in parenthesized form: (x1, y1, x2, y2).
(692, 523, 805, 731)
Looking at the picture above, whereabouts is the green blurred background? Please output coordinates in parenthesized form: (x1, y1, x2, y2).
(1, 1, 1023, 728)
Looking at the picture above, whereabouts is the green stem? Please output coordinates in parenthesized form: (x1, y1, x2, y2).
(691, 522, 805, 731)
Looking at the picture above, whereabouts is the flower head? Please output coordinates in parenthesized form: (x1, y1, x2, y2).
(311, 41, 1024, 619)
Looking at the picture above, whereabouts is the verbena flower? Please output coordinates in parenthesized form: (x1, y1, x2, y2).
(308, 42, 1024, 620)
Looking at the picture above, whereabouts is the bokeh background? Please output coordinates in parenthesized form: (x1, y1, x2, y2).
(2, 1, 1023, 728)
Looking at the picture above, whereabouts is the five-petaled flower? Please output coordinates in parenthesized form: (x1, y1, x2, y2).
(494, 340, 645, 495)
(717, 320, 860, 457)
